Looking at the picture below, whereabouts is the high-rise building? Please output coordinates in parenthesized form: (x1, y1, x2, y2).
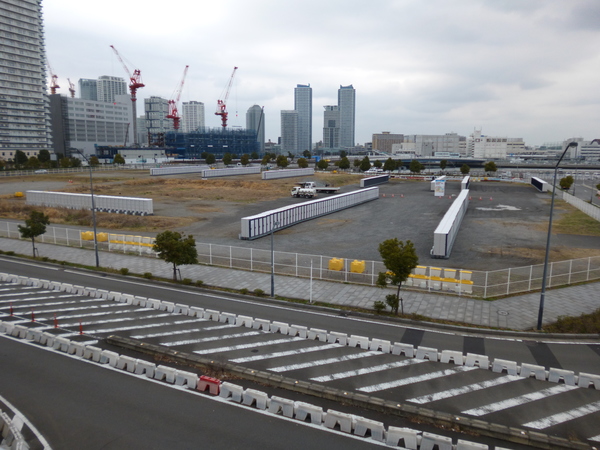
(338, 85, 355, 148)
(280, 110, 298, 153)
(78, 79, 98, 101)
(372, 132, 404, 153)
(144, 97, 172, 137)
(246, 105, 264, 154)
(294, 84, 312, 153)
(181, 101, 205, 133)
(97, 75, 127, 103)
(322, 106, 339, 149)
(467, 128, 524, 159)
(0, 0, 52, 160)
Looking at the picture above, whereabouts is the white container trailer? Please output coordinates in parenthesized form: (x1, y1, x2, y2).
(262, 168, 314, 180)
(202, 166, 261, 178)
(431, 189, 470, 258)
(150, 165, 209, 176)
(26, 191, 153, 215)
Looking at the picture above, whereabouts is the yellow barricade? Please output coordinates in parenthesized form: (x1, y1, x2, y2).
(350, 260, 365, 274)
(328, 258, 344, 271)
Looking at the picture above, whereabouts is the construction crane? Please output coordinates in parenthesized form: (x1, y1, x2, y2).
(46, 60, 59, 94)
(110, 45, 145, 147)
(67, 78, 75, 98)
(166, 65, 189, 130)
(215, 66, 238, 128)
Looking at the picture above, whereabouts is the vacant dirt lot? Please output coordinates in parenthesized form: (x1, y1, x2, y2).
(1, 169, 599, 271)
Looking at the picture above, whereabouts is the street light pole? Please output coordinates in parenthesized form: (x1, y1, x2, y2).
(270, 220, 280, 297)
(76, 150, 100, 268)
(537, 141, 577, 330)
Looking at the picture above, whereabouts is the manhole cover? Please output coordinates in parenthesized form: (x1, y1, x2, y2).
(497, 310, 509, 316)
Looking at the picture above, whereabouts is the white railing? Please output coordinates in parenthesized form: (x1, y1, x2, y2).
(0, 220, 598, 298)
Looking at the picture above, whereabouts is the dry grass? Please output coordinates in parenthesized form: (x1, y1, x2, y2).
(484, 245, 600, 261)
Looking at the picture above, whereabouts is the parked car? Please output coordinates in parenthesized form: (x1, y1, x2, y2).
(34, 169, 48, 174)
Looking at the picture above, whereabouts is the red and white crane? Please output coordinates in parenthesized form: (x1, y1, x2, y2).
(215, 66, 238, 128)
(46, 60, 59, 94)
(67, 78, 75, 98)
(167, 65, 189, 131)
(110, 45, 145, 146)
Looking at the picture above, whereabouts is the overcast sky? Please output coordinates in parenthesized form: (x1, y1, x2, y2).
(43, 0, 600, 147)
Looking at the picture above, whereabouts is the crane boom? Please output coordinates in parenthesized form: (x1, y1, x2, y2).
(215, 66, 238, 128)
(167, 65, 189, 131)
(46, 60, 59, 95)
(67, 78, 75, 98)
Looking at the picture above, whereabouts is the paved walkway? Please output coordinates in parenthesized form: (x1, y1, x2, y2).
(1, 237, 598, 331)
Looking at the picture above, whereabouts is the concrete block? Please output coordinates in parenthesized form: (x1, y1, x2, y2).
(100, 350, 120, 367)
(268, 396, 294, 417)
(175, 370, 198, 389)
(67, 341, 85, 357)
(27, 329, 43, 342)
(519, 363, 547, 380)
(270, 321, 289, 334)
(235, 315, 253, 328)
(219, 382, 243, 402)
(578, 372, 600, 390)
(323, 409, 354, 433)
(308, 328, 328, 342)
(159, 301, 175, 312)
(327, 332, 348, 345)
(41, 332, 55, 347)
(60, 283, 74, 293)
(28, 277, 41, 287)
(82, 287, 96, 296)
(369, 338, 391, 353)
(132, 295, 147, 306)
(154, 365, 176, 383)
(548, 367, 576, 386)
(252, 318, 270, 331)
(174, 303, 189, 315)
(119, 294, 134, 304)
(49, 281, 62, 291)
(385, 426, 420, 449)
(197, 375, 221, 395)
(242, 388, 269, 410)
(465, 353, 489, 369)
(146, 298, 161, 309)
(416, 346, 439, 362)
(440, 349, 464, 365)
(189, 306, 205, 318)
(288, 324, 308, 338)
(219, 312, 236, 324)
(116, 355, 137, 372)
(134, 360, 155, 378)
(492, 358, 519, 375)
(107, 291, 121, 301)
(420, 431, 452, 450)
(294, 402, 323, 424)
(348, 335, 370, 349)
(456, 439, 488, 449)
(11, 325, 28, 339)
(73, 285, 85, 295)
(83, 346, 103, 362)
(18, 275, 29, 285)
(204, 309, 221, 321)
(53, 336, 70, 352)
(0, 322, 13, 335)
(353, 416, 385, 441)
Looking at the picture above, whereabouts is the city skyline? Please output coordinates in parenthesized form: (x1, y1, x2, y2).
(42, 1, 600, 147)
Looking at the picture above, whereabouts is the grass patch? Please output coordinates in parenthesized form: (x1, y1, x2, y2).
(553, 204, 600, 236)
(544, 308, 600, 334)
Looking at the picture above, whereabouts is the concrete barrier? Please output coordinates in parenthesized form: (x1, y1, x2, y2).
(146, 299, 161, 310)
(323, 409, 354, 433)
(420, 431, 452, 450)
(348, 335, 369, 349)
(235, 315, 253, 328)
(0, 322, 13, 334)
(219, 312, 236, 324)
(519, 363, 547, 380)
(189, 307, 205, 318)
(10, 325, 28, 339)
(202, 309, 220, 321)
(134, 360, 156, 378)
(100, 350, 120, 367)
(578, 372, 600, 390)
(440, 350, 464, 365)
(268, 396, 294, 417)
(116, 355, 137, 372)
(416, 346, 439, 362)
(492, 359, 518, 375)
(41, 332, 55, 347)
(133, 296, 147, 307)
(154, 365, 176, 383)
(175, 370, 198, 389)
(67, 341, 85, 357)
(353, 416, 385, 442)
(465, 353, 489, 369)
(308, 328, 328, 342)
(252, 318, 270, 331)
(219, 382, 243, 402)
(456, 439, 489, 449)
(159, 301, 175, 312)
(294, 402, 323, 424)
(27, 329, 43, 342)
(548, 368, 576, 386)
(96, 289, 110, 299)
(385, 427, 420, 449)
(83, 346, 103, 362)
(174, 304, 189, 315)
(327, 332, 348, 345)
(369, 338, 391, 353)
(242, 388, 269, 410)
(270, 321, 289, 334)
(53, 336, 70, 352)
(288, 324, 308, 338)
(60, 283, 74, 293)
(197, 376, 221, 395)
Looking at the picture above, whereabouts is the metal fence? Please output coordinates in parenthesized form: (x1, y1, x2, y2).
(0, 220, 598, 298)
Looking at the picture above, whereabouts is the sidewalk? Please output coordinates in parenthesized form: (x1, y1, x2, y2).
(1, 237, 598, 331)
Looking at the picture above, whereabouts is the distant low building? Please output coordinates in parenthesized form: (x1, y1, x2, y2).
(467, 128, 524, 159)
(164, 128, 260, 159)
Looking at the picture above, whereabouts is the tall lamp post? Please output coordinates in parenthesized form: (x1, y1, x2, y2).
(75, 150, 100, 268)
(537, 141, 577, 330)
(270, 220, 280, 297)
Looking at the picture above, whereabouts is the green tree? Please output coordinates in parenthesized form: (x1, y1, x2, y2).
(205, 153, 216, 165)
(317, 159, 329, 170)
(287, 152, 295, 161)
(18, 210, 50, 257)
(484, 161, 498, 174)
(276, 154, 288, 168)
(376, 238, 419, 315)
(297, 157, 308, 168)
(250, 151, 259, 160)
(89, 155, 100, 166)
(302, 150, 311, 158)
(338, 156, 350, 170)
(201, 151, 208, 160)
(223, 152, 232, 166)
(26, 156, 41, 169)
(153, 231, 198, 281)
(383, 157, 396, 172)
(409, 159, 424, 174)
(360, 156, 371, 172)
(70, 157, 81, 168)
(14, 150, 28, 167)
(353, 158, 361, 170)
(340, 150, 347, 159)
(373, 160, 382, 169)
(440, 159, 447, 171)
(240, 154, 250, 166)
(560, 175, 574, 190)
(37, 149, 51, 164)
(59, 157, 71, 168)
(113, 154, 125, 164)
(261, 154, 271, 165)
(460, 164, 471, 175)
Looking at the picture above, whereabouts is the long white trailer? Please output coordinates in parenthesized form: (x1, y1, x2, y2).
(261, 168, 314, 180)
(240, 187, 379, 240)
(430, 189, 469, 258)
(202, 166, 261, 178)
(150, 165, 209, 176)
(26, 191, 153, 215)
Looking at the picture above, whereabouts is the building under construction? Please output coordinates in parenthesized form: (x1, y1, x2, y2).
(165, 128, 260, 159)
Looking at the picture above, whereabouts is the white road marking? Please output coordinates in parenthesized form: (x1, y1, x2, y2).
(589, 434, 600, 442)
(358, 366, 477, 393)
(268, 351, 382, 373)
(80, 318, 205, 334)
(230, 343, 340, 363)
(193, 337, 304, 355)
(407, 375, 522, 404)
(0, 298, 104, 310)
(0, 294, 82, 304)
(160, 330, 262, 347)
(131, 323, 233, 339)
(522, 400, 600, 430)
(462, 385, 578, 416)
(311, 358, 425, 382)
(0, 290, 63, 298)
(0, 257, 59, 269)
(58, 313, 173, 327)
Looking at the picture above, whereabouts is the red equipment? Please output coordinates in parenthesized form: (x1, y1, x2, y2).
(167, 65, 189, 130)
(215, 66, 238, 128)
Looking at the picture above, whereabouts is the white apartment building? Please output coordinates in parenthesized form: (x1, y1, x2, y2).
(182, 101, 205, 133)
(96, 76, 127, 103)
(467, 128, 524, 159)
(404, 133, 463, 156)
(280, 110, 298, 153)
